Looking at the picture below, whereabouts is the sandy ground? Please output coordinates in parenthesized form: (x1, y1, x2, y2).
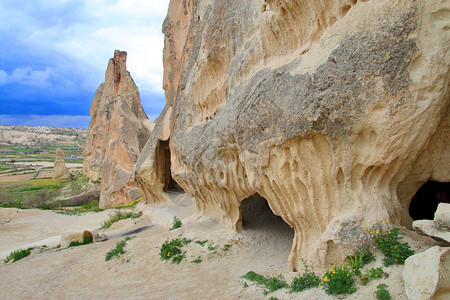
(0, 193, 439, 299)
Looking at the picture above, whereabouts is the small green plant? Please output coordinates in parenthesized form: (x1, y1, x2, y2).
(131, 211, 142, 219)
(195, 240, 208, 246)
(359, 267, 384, 285)
(81, 200, 100, 211)
(241, 281, 248, 288)
(4, 248, 33, 263)
(68, 236, 93, 247)
(243, 271, 288, 295)
(322, 264, 356, 295)
(191, 256, 202, 264)
(169, 216, 182, 231)
(159, 238, 191, 264)
(222, 244, 232, 251)
(105, 236, 133, 261)
(290, 261, 321, 293)
(368, 222, 414, 266)
(346, 253, 365, 275)
(100, 211, 141, 229)
(207, 244, 218, 251)
(374, 283, 391, 300)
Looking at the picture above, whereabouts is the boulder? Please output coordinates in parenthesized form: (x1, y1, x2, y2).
(53, 148, 70, 179)
(135, 0, 450, 270)
(413, 203, 450, 244)
(403, 246, 450, 300)
(60, 230, 95, 247)
(434, 203, 450, 231)
(83, 50, 154, 208)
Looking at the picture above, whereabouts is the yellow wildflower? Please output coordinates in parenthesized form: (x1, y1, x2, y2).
(324, 277, 328, 282)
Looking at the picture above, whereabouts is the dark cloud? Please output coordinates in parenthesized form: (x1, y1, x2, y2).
(0, 0, 169, 128)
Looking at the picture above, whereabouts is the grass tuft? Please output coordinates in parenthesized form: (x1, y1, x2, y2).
(100, 211, 142, 229)
(243, 271, 288, 294)
(105, 237, 133, 261)
(169, 216, 182, 231)
(4, 248, 33, 263)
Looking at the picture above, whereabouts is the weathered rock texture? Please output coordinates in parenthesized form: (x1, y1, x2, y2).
(403, 246, 450, 300)
(414, 203, 450, 244)
(53, 148, 70, 179)
(135, 0, 450, 270)
(84, 50, 153, 208)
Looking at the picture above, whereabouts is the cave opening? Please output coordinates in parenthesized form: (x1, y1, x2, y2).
(239, 194, 294, 263)
(156, 139, 182, 192)
(409, 180, 450, 221)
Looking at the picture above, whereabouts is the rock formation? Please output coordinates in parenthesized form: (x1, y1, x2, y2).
(53, 148, 70, 179)
(403, 246, 450, 300)
(135, 0, 450, 270)
(84, 50, 153, 208)
(413, 203, 450, 244)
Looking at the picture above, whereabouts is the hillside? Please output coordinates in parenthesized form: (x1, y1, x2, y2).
(0, 125, 87, 155)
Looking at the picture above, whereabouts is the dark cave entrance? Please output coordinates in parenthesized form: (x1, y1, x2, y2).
(239, 193, 294, 241)
(156, 140, 182, 192)
(409, 181, 450, 221)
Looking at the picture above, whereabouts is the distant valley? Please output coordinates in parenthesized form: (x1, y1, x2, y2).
(0, 125, 87, 156)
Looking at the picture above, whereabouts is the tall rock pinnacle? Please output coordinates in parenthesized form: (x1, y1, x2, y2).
(83, 50, 154, 208)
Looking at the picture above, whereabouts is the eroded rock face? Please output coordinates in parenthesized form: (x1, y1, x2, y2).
(53, 148, 70, 179)
(135, 0, 450, 270)
(84, 50, 153, 208)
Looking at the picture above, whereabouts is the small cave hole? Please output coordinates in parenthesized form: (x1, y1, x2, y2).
(409, 181, 450, 221)
(239, 194, 294, 262)
(156, 139, 183, 192)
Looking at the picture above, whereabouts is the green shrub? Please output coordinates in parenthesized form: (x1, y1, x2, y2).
(243, 271, 288, 294)
(169, 216, 182, 231)
(368, 222, 414, 266)
(195, 240, 208, 246)
(82, 200, 99, 210)
(290, 262, 321, 292)
(222, 244, 232, 251)
(191, 256, 202, 264)
(374, 283, 391, 300)
(68, 235, 93, 247)
(159, 238, 191, 264)
(4, 248, 33, 263)
(346, 253, 365, 275)
(359, 267, 384, 285)
(105, 237, 133, 261)
(322, 264, 356, 295)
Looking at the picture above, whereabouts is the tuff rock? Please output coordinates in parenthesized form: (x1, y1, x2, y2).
(135, 0, 450, 270)
(83, 50, 153, 208)
(413, 203, 450, 244)
(53, 148, 70, 179)
(403, 246, 450, 300)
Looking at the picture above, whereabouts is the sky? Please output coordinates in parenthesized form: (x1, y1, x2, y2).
(0, 0, 171, 128)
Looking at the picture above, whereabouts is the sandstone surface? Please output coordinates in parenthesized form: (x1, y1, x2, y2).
(53, 148, 70, 179)
(83, 50, 153, 207)
(413, 203, 450, 244)
(403, 246, 450, 300)
(135, 0, 450, 270)
(60, 230, 94, 247)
